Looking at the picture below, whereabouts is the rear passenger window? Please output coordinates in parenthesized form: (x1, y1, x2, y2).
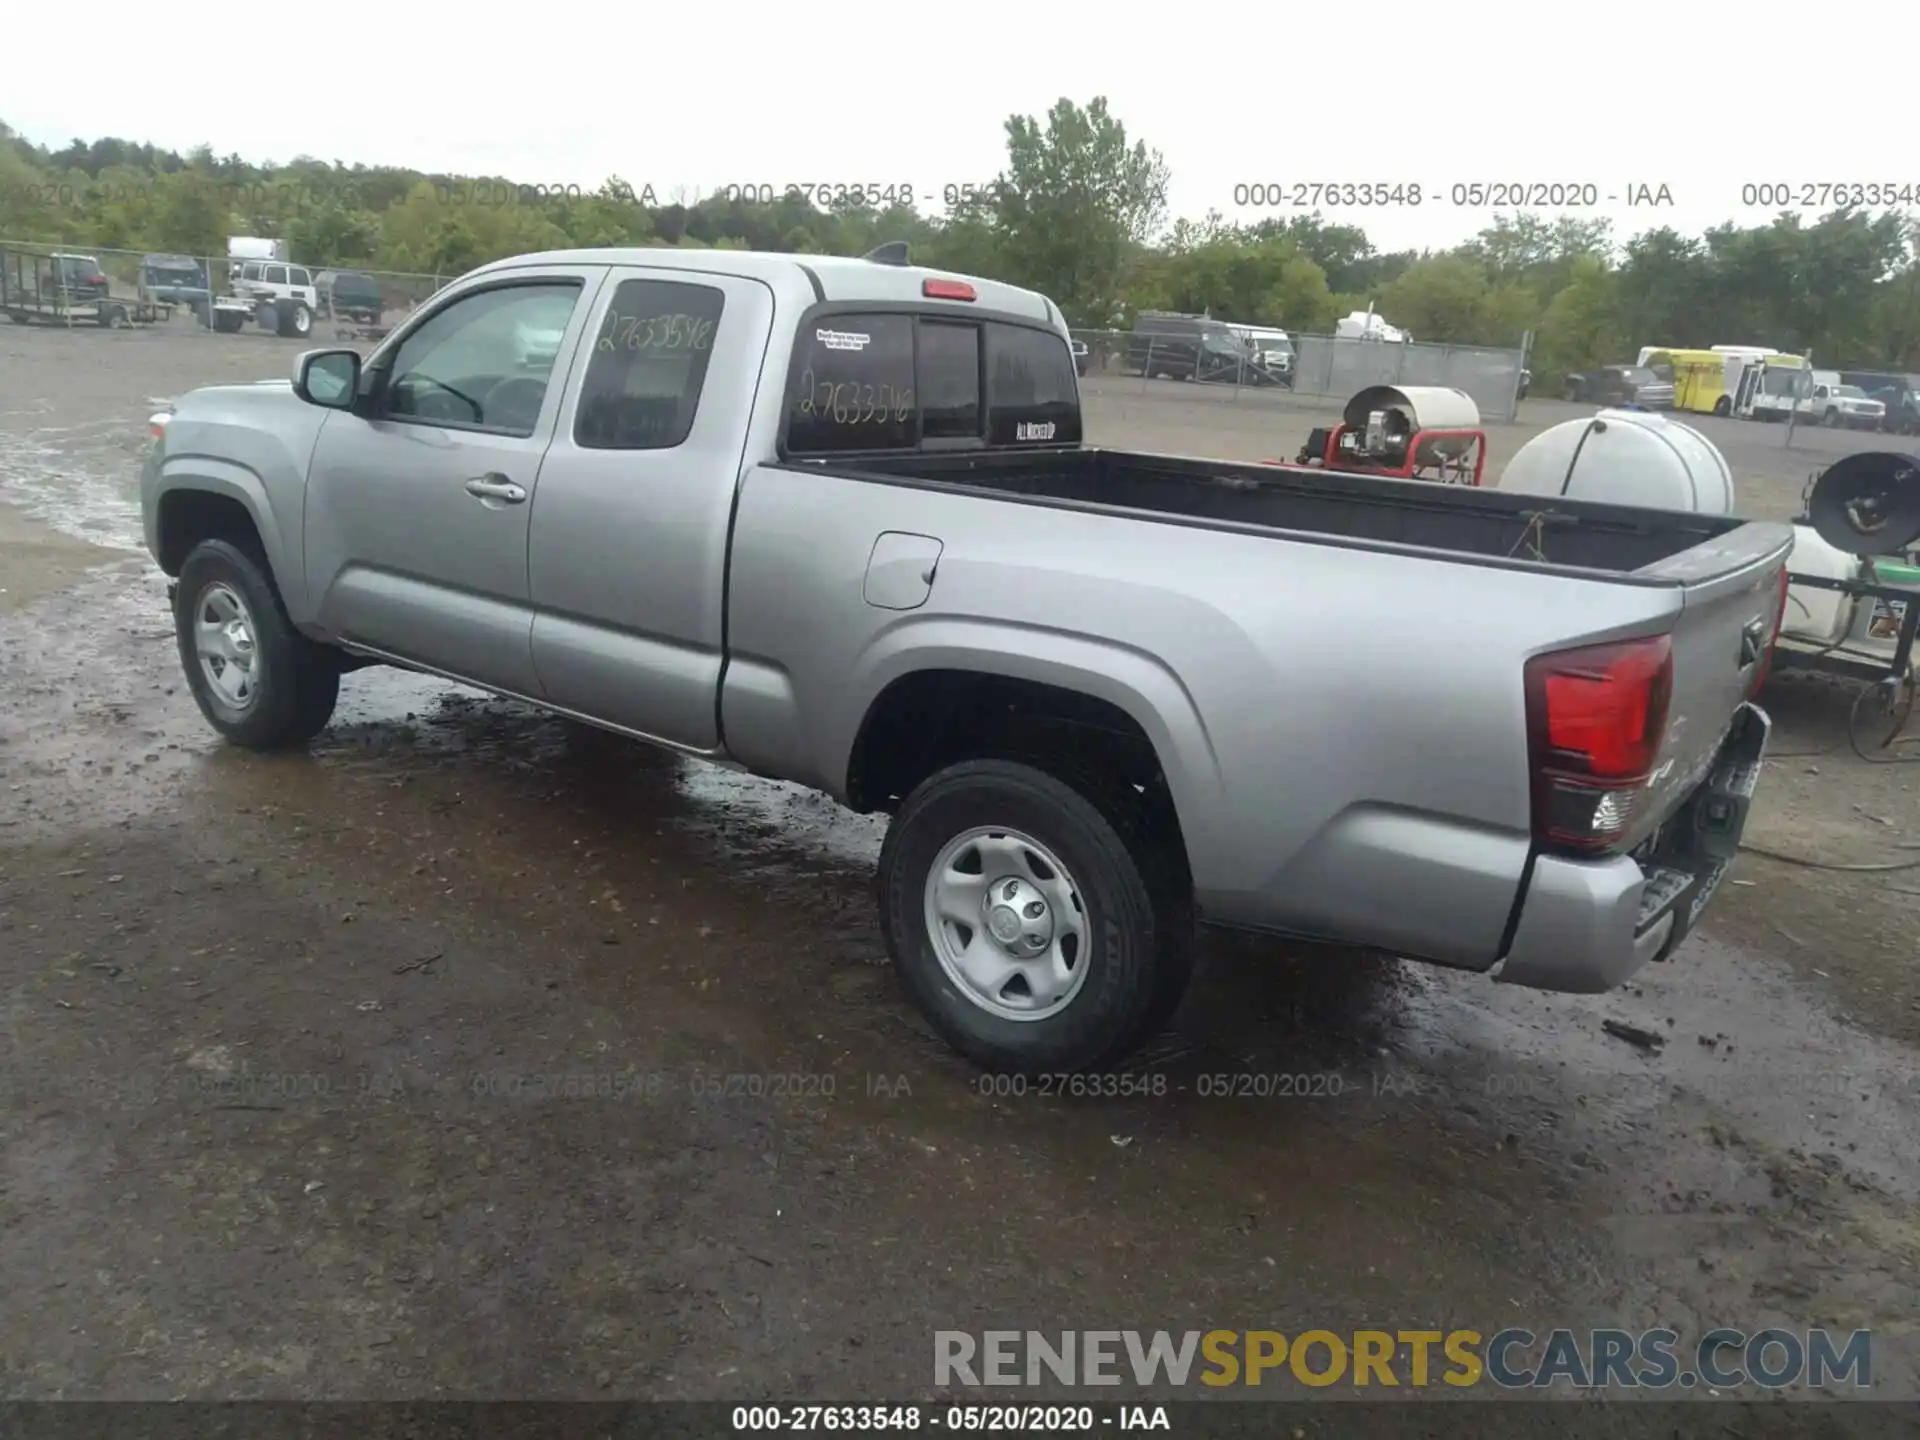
(988, 323, 1082, 445)
(788, 314, 916, 453)
(574, 279, 725, 451)
(919, 321, 981, 439)
(290, 266, 310, 287)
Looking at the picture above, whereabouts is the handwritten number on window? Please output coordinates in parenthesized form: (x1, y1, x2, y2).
(596, 312, 715, 354)
(795, 367, 913, 426)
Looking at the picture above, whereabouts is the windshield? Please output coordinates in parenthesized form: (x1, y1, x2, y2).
(1623, 367, 1658, 384)
(1834, 385, 1868, 399)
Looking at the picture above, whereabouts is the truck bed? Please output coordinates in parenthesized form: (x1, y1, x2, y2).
(803, 447, 1745, 578)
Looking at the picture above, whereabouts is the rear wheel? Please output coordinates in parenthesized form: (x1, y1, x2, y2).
(1713, 396, 1732, 416)
(878, 758, 1192, 1074)
(175, 539, 339, 750)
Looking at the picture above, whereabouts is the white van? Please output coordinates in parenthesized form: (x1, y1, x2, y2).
(1223, 323, 1295, 382)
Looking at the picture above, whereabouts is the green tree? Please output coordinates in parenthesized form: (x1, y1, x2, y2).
(1379, 255, 1492, 343)
(1531, 255, 1623, 380)
(989, 97, 1170, 325)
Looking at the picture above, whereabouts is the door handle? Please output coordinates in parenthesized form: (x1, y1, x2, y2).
(465, 474, 527, 504)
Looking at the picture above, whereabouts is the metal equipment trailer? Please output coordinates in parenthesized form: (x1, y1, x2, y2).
(1, 248, 164, 329)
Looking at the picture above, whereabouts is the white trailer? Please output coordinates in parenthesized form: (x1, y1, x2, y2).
(227, 235, 289, 263)
(1335, 310, 1409, 343)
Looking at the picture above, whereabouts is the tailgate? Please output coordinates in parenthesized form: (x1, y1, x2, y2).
(1627, 521, 1792, 845)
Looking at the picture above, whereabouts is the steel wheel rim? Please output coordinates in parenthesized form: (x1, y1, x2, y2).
(923, 825, 1091, 1022)
(192, 581, 262, 712)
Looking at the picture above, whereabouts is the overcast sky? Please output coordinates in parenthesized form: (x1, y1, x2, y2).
(8, 3, 1909, 254)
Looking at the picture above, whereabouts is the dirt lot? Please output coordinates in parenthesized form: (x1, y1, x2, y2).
(2, 321, 1919, 1431)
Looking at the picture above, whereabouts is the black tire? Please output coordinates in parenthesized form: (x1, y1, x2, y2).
(1713, 396, 1731, 416)
(1563, 382, 1582, 402)
(99, 305, 127, 330)
(174, 538, 340, 750)
(274, 298, 313, 338)
(878, 758, 1192, 1073)
(1823, 409, 1840, 428)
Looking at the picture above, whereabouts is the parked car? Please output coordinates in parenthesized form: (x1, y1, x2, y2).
(142, 247, 1788, 1073)
(50, 252, 110, 302)
(140, 253, 208, 306)
(1564, 365, 1675, 408)
(315, 269, 384, 324)
(1225, 324, 1295, 387)
(231, 260, 318, 337)
(1798, 379, 1886, 430)
(1127, 311, 1284, 386)
(1838, 372, 1920, 436)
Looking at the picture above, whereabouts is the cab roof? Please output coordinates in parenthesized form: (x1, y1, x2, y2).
(469, 247, 1060, 328)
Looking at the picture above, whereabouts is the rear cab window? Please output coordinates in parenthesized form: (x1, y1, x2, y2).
(784, 308, 1081, 456)
(574, 277, 726, 451)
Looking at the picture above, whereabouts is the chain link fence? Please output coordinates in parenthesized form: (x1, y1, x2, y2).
(1072, 328, 1530, 422)
(1, 239, 448, 338)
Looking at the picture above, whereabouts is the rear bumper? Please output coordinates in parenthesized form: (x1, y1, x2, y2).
(1493, 702, 1770, 993)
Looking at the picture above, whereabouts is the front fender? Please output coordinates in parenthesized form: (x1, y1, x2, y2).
(147, 457, 300, 610)
(143, 386, 330, 617)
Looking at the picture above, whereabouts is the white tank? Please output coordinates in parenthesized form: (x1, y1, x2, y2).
(1496, 409, 1734, 514)
(1781, 524, 1861, 645)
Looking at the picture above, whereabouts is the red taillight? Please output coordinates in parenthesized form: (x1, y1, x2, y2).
(922, 278, 976, 301)
(1749, 566, 1790, 697)
(1525, 635, 1673, 853)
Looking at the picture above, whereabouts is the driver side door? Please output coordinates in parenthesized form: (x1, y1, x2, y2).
(302, 265, 605, 696)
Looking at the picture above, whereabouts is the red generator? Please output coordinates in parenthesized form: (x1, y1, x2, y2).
(1267, 385, 1488, 486)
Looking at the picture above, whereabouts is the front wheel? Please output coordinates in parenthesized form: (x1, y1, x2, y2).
(878, 759, 1191, 1074)
(174, 539, 340, 750)
(276, 299, 313, 338)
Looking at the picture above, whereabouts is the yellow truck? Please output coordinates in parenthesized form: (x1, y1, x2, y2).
(1637, 345, 1809, 419)
(1637, 346, 1739, 415)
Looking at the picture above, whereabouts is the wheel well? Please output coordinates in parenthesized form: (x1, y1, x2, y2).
(847, 669, 1190, 864)
(155, 490, 265, 577)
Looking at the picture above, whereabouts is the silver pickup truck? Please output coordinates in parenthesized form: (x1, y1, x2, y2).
(141, 245, 1792, 1073)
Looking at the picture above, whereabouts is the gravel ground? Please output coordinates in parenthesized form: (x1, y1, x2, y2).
(1, 321, 1918, 1431)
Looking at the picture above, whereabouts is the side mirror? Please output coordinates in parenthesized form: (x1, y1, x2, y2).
(294, 348, 360, 410)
